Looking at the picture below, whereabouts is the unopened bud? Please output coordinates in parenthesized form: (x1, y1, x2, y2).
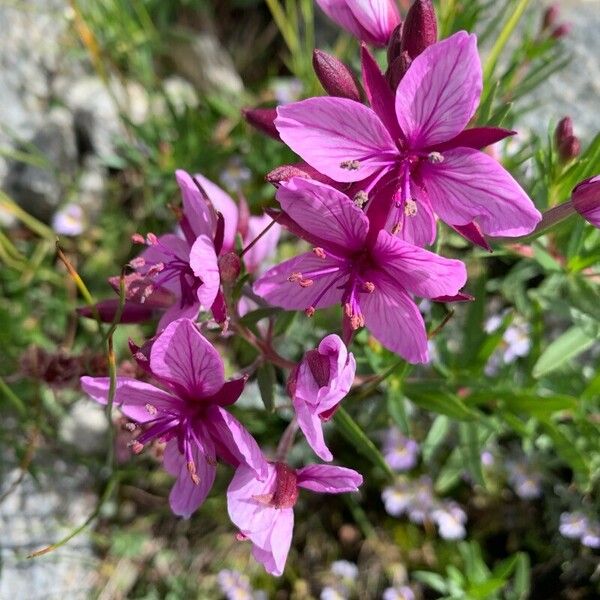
(386, 51, 412, 89)
(555, 117, 580, 163)
(542, 4, 560, 30)
(218, 252, 241, 282)
(572, 175, 600, 229)
(387, 23, 404, 66)
(401, 0, 438, 60)
(312, 49, 361, 101)
(242, 107, 280, 140)
(266, 164, 313, 186)
(551, 23, 571, 39)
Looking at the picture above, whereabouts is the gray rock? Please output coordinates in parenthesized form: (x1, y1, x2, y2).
(3, 108, 78, 223)
(59, 399, 109, 454)
(166, 26, 244, 97)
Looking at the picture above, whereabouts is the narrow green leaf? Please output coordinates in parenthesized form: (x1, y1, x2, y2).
(459, 422, 485, 487)
(412, 571, 448, 594)
(387, 383, 410, 436)
(533, 326, 595, 378)
(257, 363, 276, 412)
(409, 391, 478, 421)
(333, 407, 394, 480)
(540, 421, 589, 477)
(422, 415, 450, 463)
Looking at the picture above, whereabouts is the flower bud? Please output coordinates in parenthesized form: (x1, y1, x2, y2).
(401, 0, 438, 60)
(386, 23, 404, 65)
(572, 175, 600, 229)
(241, 107, 280, 140)
(312, 49, 361, 101)
(386, 50, 412, 89)
(551, 23, 571, 39)
(218, 251, 242, 282)
(542, 4, 560, 30)
(555, 117, 581, 163)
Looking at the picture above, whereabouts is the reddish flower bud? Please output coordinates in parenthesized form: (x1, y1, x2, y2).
(542, 4, 560, 30)
(573, 175, 600, 229)
(386, 23, 404, 65)
(386, 50, 412, 89)
(241, 107, 280, 140)
(266, 163, 337, 187)
(550, 23, 571, 39)
(401, 0, 438, 60)
(218, 251, 242, 283)
(555, 117, 580, 163)
(312, 49, 361, 101)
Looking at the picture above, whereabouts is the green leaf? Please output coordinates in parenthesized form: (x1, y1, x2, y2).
(256, 363, 276, 412)
(422, 415, 451, 463)
(467, 579, 508, 599)
(333, 407, 394, 480)
(511, 553, 531, 600)
(409, 391, 478, 421)
(459, 422, 485, 487)
(238, 306, 282, 327)
(533, 326, 595, 378)
(387, 383, 410, 436)
(540, 421, 589, 478)
(412, 571, 449, 594)
(498, 393, 578, 418)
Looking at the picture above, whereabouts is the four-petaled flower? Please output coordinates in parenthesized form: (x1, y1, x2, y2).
(227, 459, 362, 576)
(254, 177, 467, 362)
(275, 32, 541, 246)
(81, 318, 266, 518)
(288, 334, 356, 461)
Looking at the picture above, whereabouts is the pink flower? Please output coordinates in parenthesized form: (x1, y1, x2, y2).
(316, 0, 401, 47)
(253, 177, 467, 363)
(193, 173, 281, 274)
(81, 318, 266, 518)
(572, 175, 600, 228)
(227, 460, 362, 576)
(275, 32, 541, 246)
(289, 334, 356, 461)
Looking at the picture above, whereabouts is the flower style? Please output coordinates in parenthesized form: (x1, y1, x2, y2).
(227, 459, 362, 576)
(275, 31, 541, 246)
(315, 0, 401, 47)
(289, 334, 356, 461)
(253, 177, 467, 362)
(81, 318, 266, 518)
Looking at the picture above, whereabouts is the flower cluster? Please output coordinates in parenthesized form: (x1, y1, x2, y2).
(78, 0, 600, 580)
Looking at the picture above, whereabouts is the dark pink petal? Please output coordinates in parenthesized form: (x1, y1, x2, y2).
(227, 463, 293, 577)
(253, 253, 345, 311)
(80, 376, 182, 423)
(242, 215, 282, 273)
(193, 173, 239, 253)
(450, 222, 491, 251)
(278, 178, 369, 253)
(422, 148, 542, 236)
(156, 300, 201, 331)
(189, 234, 220, 309)
(572, 175, 600, 228)
(141, 234, 191, 296)
(149, 318, 225, 400)
(275, 97, 397, 183)
(163, 437, 216, 519)
(371, 230, 467, 298)
(206, 405, 267, 478)
(433, 292, 474, 303)
(395, 31, 482, 148)
(77, 299, 157, 324)
(296, 464, 363, 493)
(431, 127, 516, 152)
(293, 396, 333, 462)
(242, 107, 280, 140)
(360, 44, 404, 141)
(361, 274, 428, 362)
(203, 376, 247, 407)
(175, 170, 216, 239)
(210, 290, 228, 325)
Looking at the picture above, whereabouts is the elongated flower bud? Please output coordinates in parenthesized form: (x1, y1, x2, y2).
(313, 49, 361, 101)
(542, 4, 560, 30)
(401, 0, 437, 60)
(218, 251, 242, 283)
(573, 175, 600, 228)
(242, 107, 280, 140)
(386, 23, 404, 65)
(555, 117, 581, 163)
(386, 50, 412, 89)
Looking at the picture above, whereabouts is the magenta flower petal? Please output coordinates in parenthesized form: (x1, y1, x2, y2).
(193, 173, 239, 253)
(253, 252, 345, 312)
(77, 299, 158, 324)
(163, 437, 217, 518)
(242, 215, 282, 273)
(189, 234, 220, 309)
(432, 127, 516, 152)
(157, 299, 201, 331)
(275, 97, 397, 183)
(293, 399, 333, 461)
(141, 234, 192, 296)
(296, 464, 363, 493)
(371, 230, 467, 298)
(450, 222, 492, 251)
(175, 170, 216, 239)
(204, 376, 247, 407)
(80, 376, 182, 423)
(149, 318, 225, 399)
(423, 148, 542, 236)
(573, 175, 600, 227)
(395, 31, 482, 148)
(360, 44, 403, 141)
(361, 276, 428, 363)
(206, 405, 268, 478)
(227, 463, 294, 576)
(277, 178, 369, 253)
